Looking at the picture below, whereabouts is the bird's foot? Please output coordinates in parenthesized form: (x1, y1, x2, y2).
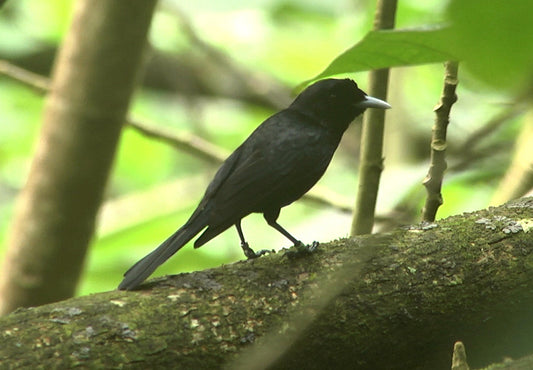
(284, 241, 319, 258)
(241, 242, 274, 259)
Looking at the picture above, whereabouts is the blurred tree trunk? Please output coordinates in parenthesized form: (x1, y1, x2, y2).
(0, 0, 157, 315)
(0, 198, 531, 369)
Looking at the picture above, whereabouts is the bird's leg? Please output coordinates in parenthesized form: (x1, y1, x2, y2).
(263, 212, 319, 256)
(235, 220, 272, 259)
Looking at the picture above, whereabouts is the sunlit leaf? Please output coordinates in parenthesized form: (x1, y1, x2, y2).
(304, 26, 456, 85)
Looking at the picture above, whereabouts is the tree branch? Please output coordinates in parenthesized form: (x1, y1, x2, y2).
(1, 198, 532, 369)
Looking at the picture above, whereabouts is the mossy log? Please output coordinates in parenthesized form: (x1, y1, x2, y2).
(0, 198, 532, 369)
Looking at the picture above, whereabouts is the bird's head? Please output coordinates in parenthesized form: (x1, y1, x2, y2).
(289, 78, 391, 131)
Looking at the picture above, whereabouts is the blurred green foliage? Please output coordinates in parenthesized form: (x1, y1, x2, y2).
(447, 0, 533, 91)
(0, 0, 529, 295)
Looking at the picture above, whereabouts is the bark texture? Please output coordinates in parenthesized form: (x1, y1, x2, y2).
(0, 199, 532, 369)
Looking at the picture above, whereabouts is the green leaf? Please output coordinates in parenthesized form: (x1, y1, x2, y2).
(447, 0, 533, 91)
(304, 26, 456, 85)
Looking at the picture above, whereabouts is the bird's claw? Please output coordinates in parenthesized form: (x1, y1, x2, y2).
(253, 249, 275, 258)
(242, 242, 274, 259)
(284, 241, 319, 258)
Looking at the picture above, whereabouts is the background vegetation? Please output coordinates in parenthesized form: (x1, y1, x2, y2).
(0, 0, 531, 297)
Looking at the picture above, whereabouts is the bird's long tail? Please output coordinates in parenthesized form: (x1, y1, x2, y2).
(118, 216, 207, 290)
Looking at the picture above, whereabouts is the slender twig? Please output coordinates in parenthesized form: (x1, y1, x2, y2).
(0, 60, 353, 213)
(127, 119, 229, 165)
(449, 141, 509, 173)
(351, 0, 397, 236)
(421, 61, 459, 222)
(450, 94, 529, 172)
(303, 186, 353, 214)
(0, 60, 49, 93)
(456, 102, 525, 155)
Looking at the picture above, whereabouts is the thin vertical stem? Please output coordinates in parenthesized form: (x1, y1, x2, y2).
(351, 0, 397, 235)
(422, 61, 459, 222)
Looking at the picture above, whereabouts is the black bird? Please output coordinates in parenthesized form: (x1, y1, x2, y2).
(118, 78, 390, 290)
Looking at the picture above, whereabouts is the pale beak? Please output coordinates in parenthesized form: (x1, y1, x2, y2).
(357, 95, 391, 110)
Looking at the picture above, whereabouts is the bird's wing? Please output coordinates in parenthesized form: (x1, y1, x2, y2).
(206, 112, 335, 226)
(183, 143, 245, 225)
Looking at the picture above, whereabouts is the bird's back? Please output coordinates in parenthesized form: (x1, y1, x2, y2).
(202, 108, 343, 228)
